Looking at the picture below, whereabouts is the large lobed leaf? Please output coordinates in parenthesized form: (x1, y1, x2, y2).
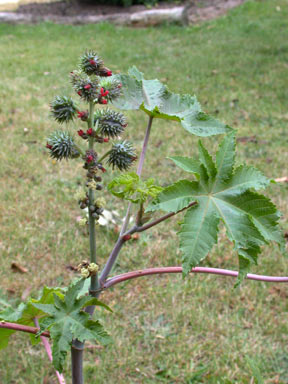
(147, 132, 285, 281)
(32, 278, 112, 373)
(113, 67, 232, 137)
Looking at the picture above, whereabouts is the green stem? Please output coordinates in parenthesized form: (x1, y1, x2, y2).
(71, 102, 98, 384)
(98, 150, 111, 164)
(88, 102, 99, 296)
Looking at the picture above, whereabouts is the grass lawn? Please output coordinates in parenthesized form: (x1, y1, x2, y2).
(0, 0, 288, 382)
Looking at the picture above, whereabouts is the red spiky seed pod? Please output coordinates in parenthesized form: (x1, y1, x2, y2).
(103, 138, 109, 143)
(46, 142, 52, 149)
(84, 84, 91, 90)
(78, 129, 84, 137)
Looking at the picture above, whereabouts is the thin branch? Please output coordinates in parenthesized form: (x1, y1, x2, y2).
(275, 177, 288, 183)
(103, 267, 288, 289)
(99, 237, 125, 285)
(136, 116, 154, 176)
(34, 318, 66, 384)
(136, 202, 197, 233)
(0, 321, 50, 337)
(100, 116, 154, 284)
(120, 116, 154, 236)
(98, 150, 112, 164)
(100, 202, 197, 285)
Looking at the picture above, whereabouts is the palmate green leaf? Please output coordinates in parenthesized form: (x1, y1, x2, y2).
(147, 132, 284, 280)
(0, 286, 64, 349)
(113, 67, 232, 137)
(32, 279, 112, 373)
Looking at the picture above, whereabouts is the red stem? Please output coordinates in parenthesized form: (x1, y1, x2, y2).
(103, 266, 288, 289)
(33, 318, 66, 384)
(0, 321, 50, 337)
(3, 267, 288, 337)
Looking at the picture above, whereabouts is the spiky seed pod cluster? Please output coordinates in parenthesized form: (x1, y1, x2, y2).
(94, 109, 127, 138)
(108, 141, 136, 171)
(46, 131, 80, 161)
(50, 96, 77, 124)
(70, 70, 99, 102)
(99, 78, 122, 102)
(79, 51, 112, 77)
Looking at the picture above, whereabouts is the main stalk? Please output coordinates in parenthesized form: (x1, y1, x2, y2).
(71, 102, 98, 384)
(88, 102, 99, 297)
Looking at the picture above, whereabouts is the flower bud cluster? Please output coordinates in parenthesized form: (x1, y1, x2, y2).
(77, 260, 99, 278)
(85, 167, 103, 191)
(77, 126, 110, 144)
(77, 110, 89, 121)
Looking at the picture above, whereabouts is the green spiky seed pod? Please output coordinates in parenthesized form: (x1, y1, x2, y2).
(50, 96, 77, 124)
(70, 70, 99, 102)
(94, 109, 127, 138)
(79, 51, 105, 76)
(108, 141, 136, 171)
(99, 78, 122, 102)
(47, 131, 80, 161)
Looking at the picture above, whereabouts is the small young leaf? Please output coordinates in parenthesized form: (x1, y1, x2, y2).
(108, 172, 163, 204)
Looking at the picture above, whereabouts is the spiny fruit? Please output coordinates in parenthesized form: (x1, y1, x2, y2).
(107, 141, 136, 171)
(94, 109, 127, 138)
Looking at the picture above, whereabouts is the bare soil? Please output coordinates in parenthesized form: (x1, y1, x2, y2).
(14, 0, 245, 22)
